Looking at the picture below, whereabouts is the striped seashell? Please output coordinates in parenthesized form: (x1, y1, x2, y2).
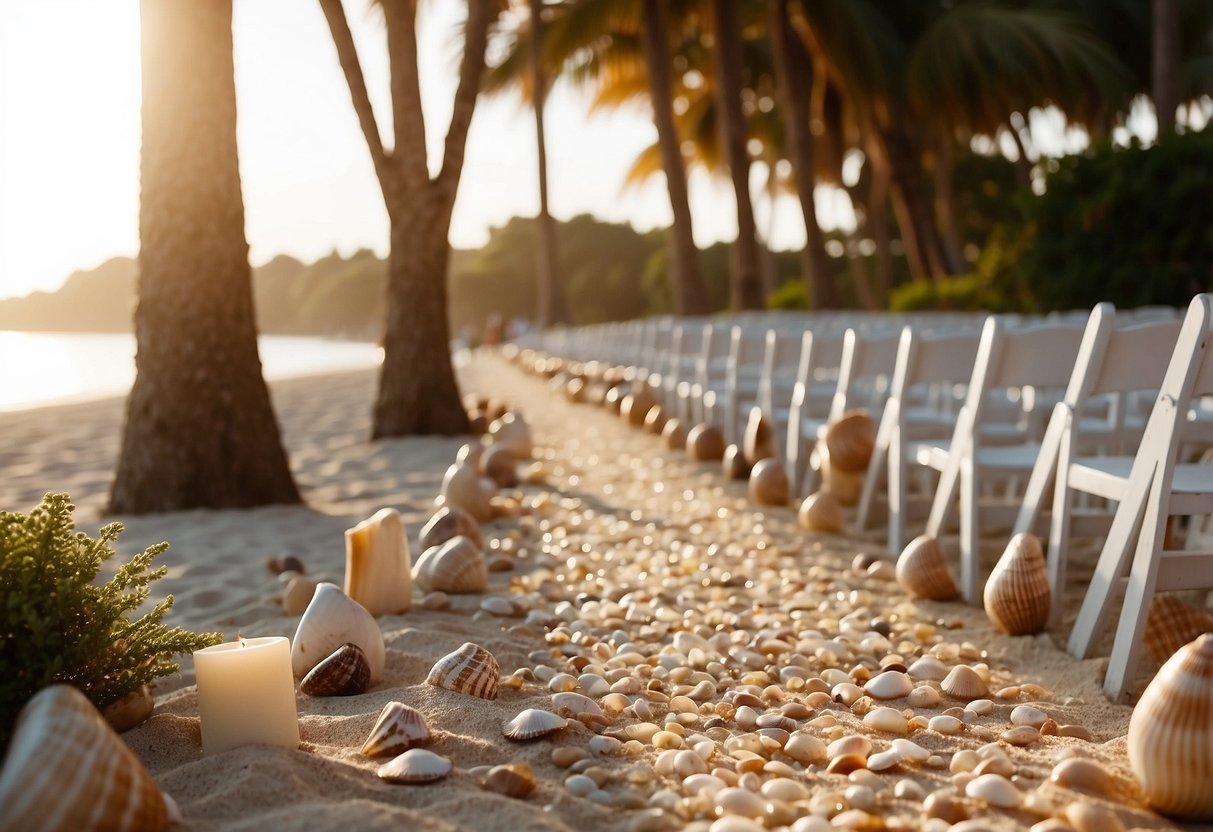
(742, 407, 775, 465)
(292, 582, 386, 683)
(1128, 633, 1213, 819)
(983, 533, 1050, 635)
(426, 642, 500, 699)
(376, 748, 452, 784)
(300, 642, 371, 697)
(0, 685, 171, 831)
(418, 505, 484, 553)
(685, 423, 726, 462)
(824, 409, 875, 473)
(361, 702, 431, 757)
(480, 444, 519, 488)
(440, 463, 495, 522)
(798, 491, 844, 534)
(488, 411, 532, 458)
(941, 665, 991, 701)
(896, 535, 959, 601)
(412, 536, 487, 594)
(748, 458, 789, 506)
(1144, 595, 1213, 665)
(662, 418, 688, 450)
(722, 444, 751, 480)
(483, 763, 536, 798)
(344, 507, 411, 616)
(503, 708, 568, 741)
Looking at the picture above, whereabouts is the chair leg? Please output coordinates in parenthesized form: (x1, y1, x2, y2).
(887, 429, 907, 555)
(959, 455, 981, 603)
(1045, 469, 1073, 629)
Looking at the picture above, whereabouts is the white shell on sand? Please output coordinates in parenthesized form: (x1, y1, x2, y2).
(0, 685, 170, 831)
(376, 748, 452, 784)
(896, 535, 959, 601)
(983, 532, 1050, 635)
(344, 507, 411, 616)
(864, 670, 913, 700)
(412, 536, 488, 594)
(440, 462, 495, 522)
(361, 702, 431, 757)
(291, 582, 385, 683)
(941, 665, 990, 701)
(965, 773, 1020, 808)
(503, 709, 567, 741)
(426, 642, 500, 700)
(488, 411, 533, 458)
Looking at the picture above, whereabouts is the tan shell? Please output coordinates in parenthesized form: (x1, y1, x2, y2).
(620, 390, 657, 428)
(1145, 595, 1213, 664)
(101, 684, 154, 734)
(0, 685, 170, 830)
(820, 444, 864, 505)
(742, 407, 775, 465)
(662, 418, 688, 450)
(300, 642, 371, 697)
(412, 536, 487, 594)
(481, 445, 519, 488)
(1129, 633, 1213, 819)
(722, 444, 751, 480)
(426, 642, 500, 699)
(281, 575, 317, 616)
(1048, 757, 1120, 798)
(376, 748, 452, 784)
(418, 505, 484, 552)
(983, 533, 1050, 635)
(292, 582, 386, 682)
(551, 691, 604, 718)
(896, 535, 959, 601)
(644, 405, 669, 434)
(824, 409, 875, 473)
(564, 377, 586, 403)
(455, 441, 484, 469)
(485, 398, 511, 423)
(483, 763, 536, 798)
(361, 702, 431, 757)
(748, 458, 790, 506)
(440, 462, 495, 522)
(344, 507, 412, 616)
(685, 423, 726, 462)
(468, 411, 487, 435)
(503, 708, 567, 741)
(798, 491, 844, 534)
(941, 665, 991, 701)
(488, 411, 532, 458)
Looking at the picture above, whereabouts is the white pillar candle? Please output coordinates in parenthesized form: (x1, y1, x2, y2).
(194, 636, 300, 755)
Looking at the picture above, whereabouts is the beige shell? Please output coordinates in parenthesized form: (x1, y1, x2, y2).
(748, 458, 790, 506)
(440, 462, 495, 522)
(344, 507, 412, 616)
(644, 404, 669, 434)
(983, 532, 1050, 635)
(426, 642, 500, 699)
(820, 444, 864, 505)
(1144, 595, 1213, 664)
(742, 407, 775, 465)
(101, 684, 154, 734)
(722, 444, 751, 480)
(798, 491, 844, 534)
(551, 691, 604, 718)
(685, 423, 726, 462)
(1048, 757, 1120, 798)
(455, 441, 484, 469)
(300, 642, 371, 697)
(376, 748, 452, 784)
(896, 535, 959, 601)
(292, 582, 386, 682)
(503, 708, 568, 741)
(488, 411, 532, 458)
(564, 377, 586, 403)
(941, 665, 991, 701)
(824, 409, 875, 473)
(361, 702, 431, 757)
(481, 445, 519, 488)
(0, 685, 170, 830)
(483, 762, 536, 798)
(662, 418, 688, 450)
(485, 398, 511, 423)
(620, 390, 657, 428)
(281, 575, 317, 616)
(1128, 633, 1213, 819)
(412, 536, 488, 594)
(418, 505, 484, 552)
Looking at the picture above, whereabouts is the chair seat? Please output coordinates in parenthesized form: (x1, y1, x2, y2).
(914, 440, 1043, 473)
(1068, 457, 1213, 512)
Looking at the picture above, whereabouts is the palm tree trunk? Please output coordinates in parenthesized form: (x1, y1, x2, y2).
(934, 134, 966, 274)
(1153, 0, 1180, 134)
(868, 163, 893, 305)
(530, 0, 567, 326)
(871, 124, 948, 282)
(710, 0, 765, 310)
(641, 0, 709, 316)
(111, 0, 300, 513)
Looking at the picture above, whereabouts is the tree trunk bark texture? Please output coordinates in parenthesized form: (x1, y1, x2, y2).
(1153, 0, 1180, 135)
(872, 124, 948, 282)
(530, 0, 568, 326)
(111, 0, 300, 514)
(934, 135, 966, 275)
(867, 163, 893, 305)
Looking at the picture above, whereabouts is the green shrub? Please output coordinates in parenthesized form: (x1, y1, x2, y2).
(889, 273, 1008, 312)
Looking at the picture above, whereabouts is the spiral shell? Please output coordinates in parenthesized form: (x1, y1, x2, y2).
(742, 407, 775, 465)
(480, 445, 519, 488)
(418, 505, 484, 553)
(896, 535, 959, 601)
(941, 665, 991, 701)
(440, 462, 495, 522)
(824, 409, 875, 473)
(361, 702, 431, 757)
(488, 411, 532, 458)
(1145, 595, 1213, 665)
(748, 458, 790, 506)
(983, 533, 1050, 635)
(300, 642, 371, 697)
(0, 685, 171, 831)
(685, 423, 726, 462)
(412, 536, 487, 594)
(503, 708, 568, 741)
(426, 642, 500, 699)
(376, 748, 452, 784)
(292, 582, 386, 683)
(722, 444, 751, 480)
(1128, 633, 1213, 819)
(798, 491, 844, 534)
(662, 418, 688, 450)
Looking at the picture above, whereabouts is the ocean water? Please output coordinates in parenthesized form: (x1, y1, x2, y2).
(0, 331, 382, 412)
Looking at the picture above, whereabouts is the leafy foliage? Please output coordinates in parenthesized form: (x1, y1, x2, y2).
(0, 494, 221, 732)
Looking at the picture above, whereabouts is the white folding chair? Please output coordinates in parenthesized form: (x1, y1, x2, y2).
(785, 330, 846, 495)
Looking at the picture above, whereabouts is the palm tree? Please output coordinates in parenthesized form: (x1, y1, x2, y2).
(319, 0, 496, 438)
(110, 0, 300, 513)
(529, 0, 569, 326)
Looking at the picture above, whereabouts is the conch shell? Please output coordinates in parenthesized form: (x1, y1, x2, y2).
(824, 409, 875, 473)
(983, 533, 1050, 635)
(685, 423, 726, 462)
(412, 536, 487, 594)
(799, 491, 844, 534)
(418, 505, 483, 552)
(426, 642, 500, 699)
(896, 536, 959, 601)
(488, 411, 532, 458)
(1145, 596, 1213, 664)
(344, 507, 411, 616)
(291, 582, 386, 682)
(748, 458, 790, 506)
(742, 407, 776, 465)
(440, 463, 495, 522)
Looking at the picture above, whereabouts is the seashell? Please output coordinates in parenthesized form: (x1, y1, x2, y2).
(503, 708, 567, 741)
(552, 691, 603, 718)
(101, 684, 154, 734)
(896, 535, 959, 601)
(419, 591, 450, 611)
(928, 715, 963, 735)
(798, 491, 844, 534)
(983, 533, 1050, 635)
(1064, 802, 1124, 832)
(742, 408, 775, 465)
(662, 418, 688, 450)
(376, 748, 452, 784)
(864, 671, 913, 700)
(282, 575, 317, 616)
(361, 702, 431, 757)
(923, 792, 969, 823)
(824, 409, 875, 473)
(426, 642, 500, 699)
(485, 398, 511, 423)
(1010, 705, 1048, 728)
(722, 444, 751, 480)
(468, 411, 487, 435)
(965, 773, 1020, 808)
(0, 685, 170, 830)
(564, 378, 586, 403)
(344, 507, 412, 616)
(1128, 633, 1213, 819)
(1144, 595, 1213, 664)
(863, 707, 908, 734)
(412, 536, 487, 594)
(300, 642, 370, 696)
(484, 763, 536, 798)
(820, 444, 864, 506)
(418, 504, 484, 552)
(620, 390, 657, 428)
(456, 441, 484, 469)
(440, 462, 495, 522)
(644, 405, 669, 434)
(748, 458, 789, 506)
(685, 423, 726, 462)
(488, 411, 532, 458)
(268, 554, 306, 575)
(480, 444, 519, 488)
(292, 582, 385, 682)
(1048, 757, 1118, 798)
(907, 655, 948, 680)
(783, 732, 827, 764)
(941, 665, 990, 701)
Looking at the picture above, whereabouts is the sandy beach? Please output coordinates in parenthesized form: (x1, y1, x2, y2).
(0, 351, 1192, 831)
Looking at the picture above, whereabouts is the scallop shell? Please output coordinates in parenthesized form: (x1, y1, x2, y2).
(1144, 595, 1213, 664)
(418, 505, 484, 552)
(344, 507, 412, 616)
(412, 536, 488, 594)
(662, 418, 688, 450)
(722, 444, 751, 480)
(983, 532, 1050, 635)
(292, 582, 386, 682)
(824, 409, 875, 473)
(376, 748, 452, 784)
(0, 685, 170, 830)
(1128, 633, 1213, 819)
(488, 411, 532, 458)
(480, 445, 519, 488)
(798, 491, 844, 534)
(361, 702, 431, 757)
(748, 458, 789, 506)
(685, 423, 726, 462)
(742, 407, 775, 465)
(620, 390, 657, 428)
(941, 665, 991, 701)
(300, 642, 371, 696)
(101, 683, 154, 734)
(896, 535, 959, 601)
(426, 642, 500, 699)
(440, 462, 495, 522)
(503, 708, 568, 741)
(483, 763, 536, 798)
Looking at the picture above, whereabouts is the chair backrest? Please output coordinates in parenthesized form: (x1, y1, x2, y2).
(888, 326, 984, 411)
(790, 329, 847, 419)
(760, 328, 805, 415)
(829, 329, 902, 423)
(696, 324, 733, 388)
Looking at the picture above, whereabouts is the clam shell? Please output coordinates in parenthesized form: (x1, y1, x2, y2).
(983, 533, 1050, 635)
(361, 702, 431, 757)
(896, 535, 959, 601)
(1128, 633, 1213, 819)
(376, 748, 452, 784)
(344, 507, 412, 616)
(644, 404, 669, 434)
(488, 411, 532, 458)
(748, 458, 789, 506)
(503, 708, 567, 741)
(824, 409, 875, 473)
(941, 665, 991, 701)
(0, 685, 170, 830)
(798, 491, 844, 534)
(662, 418, 688, 450)
(864, 671, 913, 700)
(418, 505, 484, 552)
(1048, 757, 1119, 798)
(480, 445, 519, 488)
(412, 536, 487, 594)
(742, 407, 775, 465)
(440, 463, 495, 522)
(292, 582, 386, 682)
(551, 691, 604, 718)
(426, 642, 500, 699)
(722, 444, 751, 480)
(483, 763, 536, 798)
(1144, 595, 1213, 664)
(685, 423, 726, 462)
(300, 642, 371, 696)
